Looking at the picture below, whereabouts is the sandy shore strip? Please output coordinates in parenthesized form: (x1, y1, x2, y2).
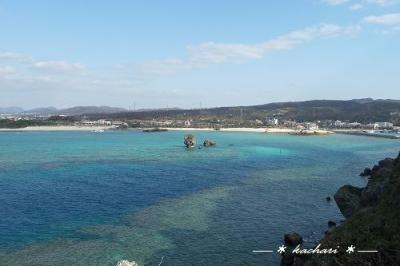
(162, 127, 215, 131)
(163, 127, 267, 132)
(165, 127, 333, 134)
(0, 126, 332, 134)
(0, 126, 115, 132)
(264, 128, 295, 133)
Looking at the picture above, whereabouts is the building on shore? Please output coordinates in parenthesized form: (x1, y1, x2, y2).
(373, 122, 394, 129)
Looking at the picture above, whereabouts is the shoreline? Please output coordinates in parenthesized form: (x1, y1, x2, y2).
(163, 127, 333, 134)
(163, 127, 267, 132)
(334, 130, 400, 139)
(0, 125, 333, 134)
(3, 126, 397, 139)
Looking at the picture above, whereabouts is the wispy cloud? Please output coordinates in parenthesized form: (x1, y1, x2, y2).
(0, 51, 86, 74)
(322, 0, 400, 7)
(0, 52, 33, 62)
(349, 3, 364, 10)
(366, 0, 400, 6)
(32, 61, 85, 72)
(0, 66, 16, 78)
(363, 13, 400, 24)
(137, 24, 360, 76)
(321, 0, 350, 5)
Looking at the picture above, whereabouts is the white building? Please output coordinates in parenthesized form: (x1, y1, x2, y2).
(304, 122, 319, 130)
(374, 122, 394, 129)
(266, 117, 279, 126)
(334, 120, 344, 127)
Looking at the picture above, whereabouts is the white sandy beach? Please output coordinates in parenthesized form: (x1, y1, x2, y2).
(163, 127, 266, 132)
(0, 125, 332, 134)
(163, 127, 332, 134)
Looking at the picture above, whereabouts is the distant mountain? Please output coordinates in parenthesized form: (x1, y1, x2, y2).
(23, 107, 58, 115)
(3, 99, 400, 124)
(135, 107, 182, 112)
(0, 106, 127, 116)
(0, 107, 24, 114)
(349, 98, 375, 104)
(57, 106, 127, 116)
(85, 99, 400, 125)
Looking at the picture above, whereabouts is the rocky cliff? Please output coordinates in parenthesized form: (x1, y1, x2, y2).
(312, 152, 400, 265)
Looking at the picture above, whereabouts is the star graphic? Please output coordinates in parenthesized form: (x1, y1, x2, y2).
(346, 245, 355, 254)
(277, 245, 287, 254)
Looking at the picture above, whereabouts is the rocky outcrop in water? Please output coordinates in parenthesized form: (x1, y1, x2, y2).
(203, 139, 216, 147)
(325, 196, 331, 202)
(281, 232, 310, 266)
(360, 167, 372, 176)
(327, 220, 336, 227)
(284, 232, 303, 246)
(334, 185, 362, 218)
(184, 134, 196, 148)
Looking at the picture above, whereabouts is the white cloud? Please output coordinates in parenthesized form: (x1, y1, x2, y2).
(350, 3, 364, 10)
(0, 66, 16, 78)
(321, 0, 350, 5)
(0, 66, 15, 75)
(138, 24, 360, 75)
(0, 51, 33, 62)
(322, 0, 400, 7)
(366, 0, 400, 6)
(363, 13, 400, 24)
(32, 61, 85, 72)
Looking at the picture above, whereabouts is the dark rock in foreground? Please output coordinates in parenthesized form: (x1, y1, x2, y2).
(327, 220, 336, 227)
(308, 151, 400, 265)
(281, 233, 311, 266)
(334, 185, 362, 218)
(284, 232, 303, 246)
(360, 167, 372, 176)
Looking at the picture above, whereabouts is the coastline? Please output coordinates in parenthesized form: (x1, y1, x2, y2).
(163, 127, 266, 132)
(0, 125, 334, 134)
(164, 127, 333, 134)
(334, 129, 400, 139)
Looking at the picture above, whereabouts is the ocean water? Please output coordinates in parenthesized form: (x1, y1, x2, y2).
(0, 130, 398, 266)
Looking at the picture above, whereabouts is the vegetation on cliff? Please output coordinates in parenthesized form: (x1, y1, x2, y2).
(314, 152, 400, 265)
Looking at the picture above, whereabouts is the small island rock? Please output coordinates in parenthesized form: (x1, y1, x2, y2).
(284, 232, 303, 246)
(203, 139, 216, 147)
(360, 167, 372, 176)
(184, 134, 196, 148)
(328, 220, 336, 227)
(326, 196, 331, 202)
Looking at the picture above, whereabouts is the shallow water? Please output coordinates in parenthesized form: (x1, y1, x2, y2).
(0, 130, 398, 265)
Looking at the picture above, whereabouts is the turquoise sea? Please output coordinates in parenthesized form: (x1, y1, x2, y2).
(0, 130, 399, 266)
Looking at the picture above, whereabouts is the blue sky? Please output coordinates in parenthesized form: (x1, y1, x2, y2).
(0, 0, 399, 109)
